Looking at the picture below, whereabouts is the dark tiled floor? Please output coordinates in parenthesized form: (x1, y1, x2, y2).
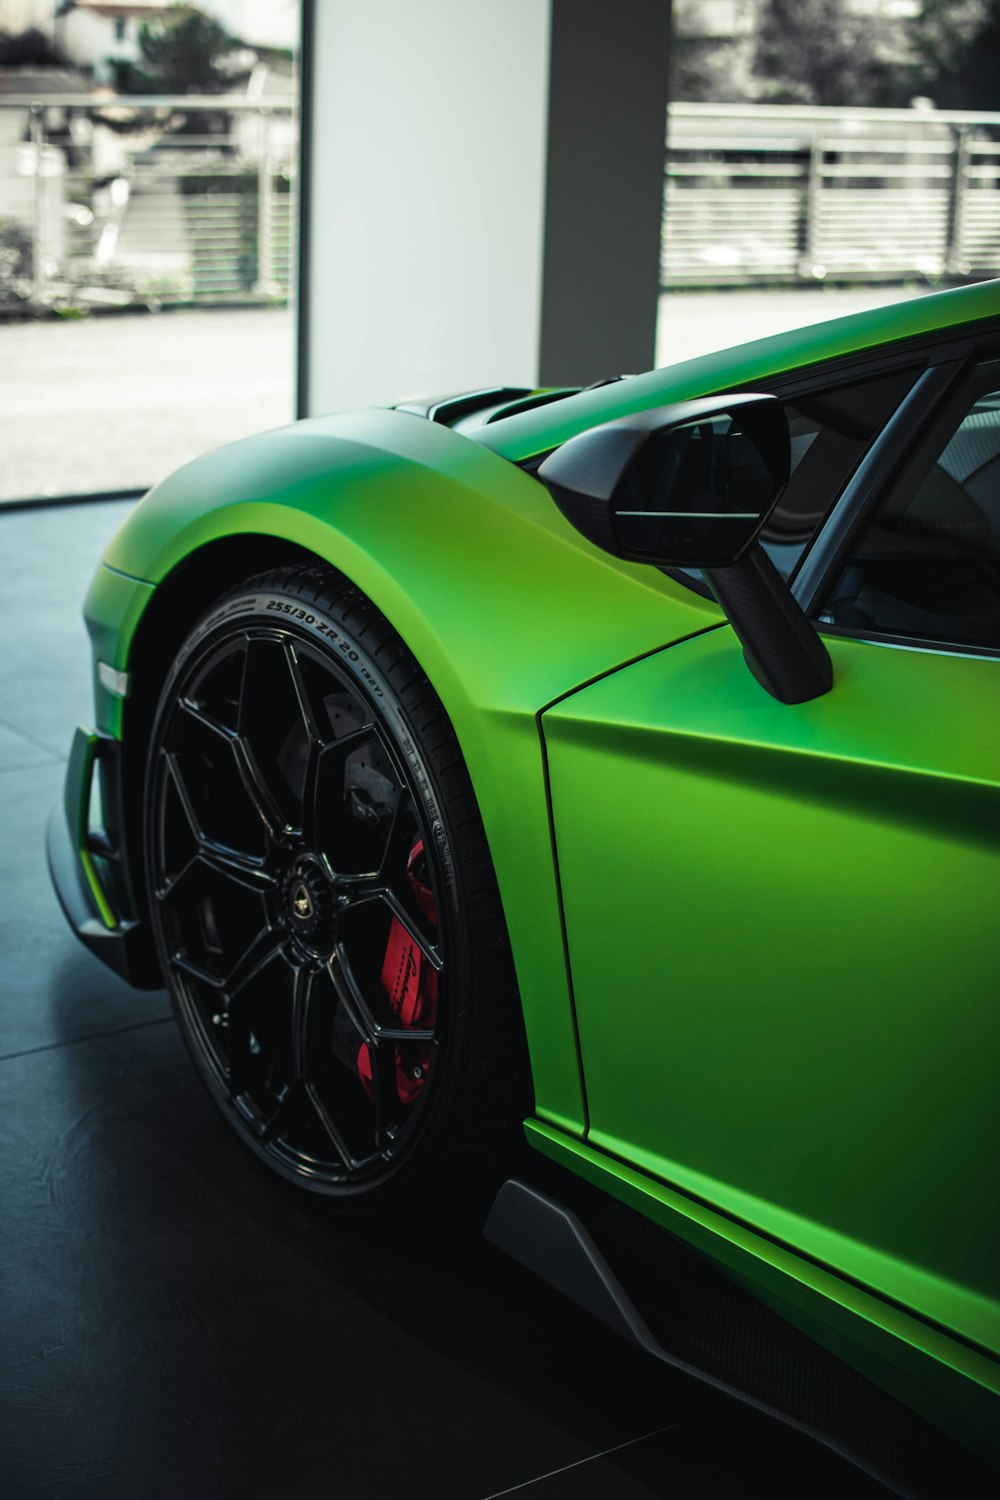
(0, 501, 888, 1499)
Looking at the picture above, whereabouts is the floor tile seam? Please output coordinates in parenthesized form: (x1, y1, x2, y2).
(0, 711, 66, 762)
(478, 1419, 692, 1499)
(0, 1013, 172, 1065)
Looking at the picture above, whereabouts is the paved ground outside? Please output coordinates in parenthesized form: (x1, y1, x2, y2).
(654, 283, 929, 368)
(0, 307, 295, 503)
(0, 284, 934, 504)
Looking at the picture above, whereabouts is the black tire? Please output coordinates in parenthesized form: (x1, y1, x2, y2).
(143, 565, 531, 1213)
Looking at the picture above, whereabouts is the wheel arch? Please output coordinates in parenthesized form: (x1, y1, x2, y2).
(100, 410, 717, 1135)
(119, 533, 326, 941)
(112, 509, 600, 1133)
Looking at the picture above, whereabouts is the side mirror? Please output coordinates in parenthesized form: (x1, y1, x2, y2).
(538, 395, 832, 705)
(538, 393, 789, 569)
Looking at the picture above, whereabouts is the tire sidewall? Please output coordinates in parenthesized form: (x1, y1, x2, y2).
(144, 577, 478, 1210)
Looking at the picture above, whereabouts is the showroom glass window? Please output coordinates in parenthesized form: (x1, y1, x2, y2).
(0, 4, 300, 506)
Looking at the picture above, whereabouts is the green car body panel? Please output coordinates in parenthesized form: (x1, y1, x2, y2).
(86, 413, 722, 1134)
(539, 628, 1000, 1457)
(73, 281, 1000, 1463)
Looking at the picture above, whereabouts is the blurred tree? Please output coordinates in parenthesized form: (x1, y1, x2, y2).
(0, 219, 33, 305)
(670, 37, 745, 102)
(112, 4, 251, 95)
(670, 1, 757, 104)
(911, 0, 1000, 109)
(671, 0, 1000, 109)
(0, 27, 70, 68)
(755, 0, 907, 106)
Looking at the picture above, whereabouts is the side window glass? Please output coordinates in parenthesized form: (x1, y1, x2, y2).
(759, 367, 918, 580)
(821, 359, 1000, 652)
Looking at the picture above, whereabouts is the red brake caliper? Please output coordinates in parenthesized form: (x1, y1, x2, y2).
(357, 839, 438, 1105)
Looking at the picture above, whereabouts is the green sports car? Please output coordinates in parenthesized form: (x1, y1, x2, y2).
(49, 282, 999, 1490)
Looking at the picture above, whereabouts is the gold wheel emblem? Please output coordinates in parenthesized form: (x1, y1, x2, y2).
(292, 883, 313, 920)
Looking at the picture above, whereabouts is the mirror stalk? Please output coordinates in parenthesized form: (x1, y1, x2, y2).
(538, 394, 833, 705)
(705, 545, 833, 705)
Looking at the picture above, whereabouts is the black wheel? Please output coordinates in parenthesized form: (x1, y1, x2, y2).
(143, 566, 530, 1211)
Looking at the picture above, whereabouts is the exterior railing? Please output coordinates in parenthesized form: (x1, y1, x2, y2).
(6, 95, 998, 307)
(0, 93, 297, 310)
(663, 102, 1000, 287)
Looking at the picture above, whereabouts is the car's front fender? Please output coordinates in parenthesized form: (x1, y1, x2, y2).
(93, 407, 720, 1133)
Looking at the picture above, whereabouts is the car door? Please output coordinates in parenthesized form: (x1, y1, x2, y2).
(542, 346, 1000, 1360)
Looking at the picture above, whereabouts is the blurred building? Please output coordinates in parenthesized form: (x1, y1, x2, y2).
(0, 0, 58, 32)
(54, 1, 170, 85)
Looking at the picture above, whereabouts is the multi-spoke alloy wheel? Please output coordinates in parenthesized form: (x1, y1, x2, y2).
(144, 569, 528, 1209)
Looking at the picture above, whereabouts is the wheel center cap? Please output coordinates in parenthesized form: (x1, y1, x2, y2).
(291, 882, 314, 920)
(283, 856, 336, 950)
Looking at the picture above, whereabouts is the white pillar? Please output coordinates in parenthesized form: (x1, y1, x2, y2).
(301, 0, 552, 414)
(299, 0, 671, 416)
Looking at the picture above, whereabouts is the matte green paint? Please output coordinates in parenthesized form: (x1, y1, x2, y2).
(89, 408, 719, 1134)
(65, 728, 116, 929)
(542, 625, 999, 1371)
(84, 565, 155, 740)
(474, 279, 1000, 461)
(74, 280, 1000, 1451)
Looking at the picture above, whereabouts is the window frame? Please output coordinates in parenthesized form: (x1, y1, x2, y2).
(800, 340, 1000, 662)
(657, 319, 994, 606)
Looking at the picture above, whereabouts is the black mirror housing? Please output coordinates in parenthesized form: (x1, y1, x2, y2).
(538, 394, 833, 706)
(537, 393, 790, 569)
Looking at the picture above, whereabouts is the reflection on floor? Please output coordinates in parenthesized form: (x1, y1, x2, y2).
(0, 500, 890, 1498)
